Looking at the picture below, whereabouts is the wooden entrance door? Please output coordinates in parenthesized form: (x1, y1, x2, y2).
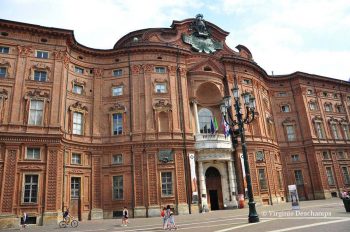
(70, 177, 81, 220)
(205, 167, 223, 210)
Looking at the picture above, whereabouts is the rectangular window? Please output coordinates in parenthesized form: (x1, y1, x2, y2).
(112, 154, 123, 164)
(322, 151, 330, 160)
(112, 113, 123, 135)
(73, 84, 83, 94)
(281, 105, 290, 112)
(242, 79, 252, 85)
(113, 176, 123, 200)
(326, 167, 335, 185)
(26, 148, 40, 160)
(291, 154, 300, 162)
(309, 102, 316, 111)
(277, 92, 287, 97)
(35, 50, 49, 59)
(112, 86, 123, 96)
(294, 170, 304, 185)
(342, 167, 350, 185)
(325, 104, 332, 112)
(0, 67, 7, 77)
(71, 153, 81, 165)
(71, 177, 80, 199)
(258, 169, 267, 190)
(33, 70, 47, 82)
(256, 151, 265, 161)
(73, 112, 83, 135)
(155, 67, 166, 73)
(342, 125, 350, 140)
(331, 124, 339, 139)
(0, 46, 9, 54)
(75, 66, 84, 74)
(28, 100, 44, 125)
(23, 175, 38, 203)
(286, 125, 296, 141)
(113, 69, 122, 77)
(315, 122, 324, 139)
(155, 83, 167, 93)
(161, 172, 173, 196)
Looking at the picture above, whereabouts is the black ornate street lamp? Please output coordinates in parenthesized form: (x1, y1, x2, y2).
(220, 77, 259, 223)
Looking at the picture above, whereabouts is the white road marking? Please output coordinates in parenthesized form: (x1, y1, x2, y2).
(266, 218, 350, 232)
(214, 219, 273, 232)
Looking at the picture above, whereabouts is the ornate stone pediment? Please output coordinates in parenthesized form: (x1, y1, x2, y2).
(282, 117, 296, 125)
(0, 89, 8, 99)
(109, 103, 126, 112)
(312, 115, 323, 122)
(24, 89, 50, 100)
(153, 99, 172, 111)
(69, 101, 88, 112)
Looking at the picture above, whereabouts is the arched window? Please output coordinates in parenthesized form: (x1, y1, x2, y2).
(198, 108, 212, 133)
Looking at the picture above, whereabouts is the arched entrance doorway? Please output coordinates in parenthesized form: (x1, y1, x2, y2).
(205, 167, 223, 210)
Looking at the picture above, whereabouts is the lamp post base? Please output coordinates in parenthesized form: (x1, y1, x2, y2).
(248, 201, 260, 223)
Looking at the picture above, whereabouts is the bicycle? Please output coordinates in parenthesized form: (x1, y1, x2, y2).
(59, 215, 78, 228)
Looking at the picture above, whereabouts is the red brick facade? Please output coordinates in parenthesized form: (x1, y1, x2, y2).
(0, 16, 349, 228)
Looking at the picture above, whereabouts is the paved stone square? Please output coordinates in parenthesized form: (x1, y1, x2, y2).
(2, 198, 350, 232)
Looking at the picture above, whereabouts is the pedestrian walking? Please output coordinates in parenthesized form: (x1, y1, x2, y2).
(21, 212, 27, 229)
(122, 206, 129, 226)
(161, 207, 166, 229)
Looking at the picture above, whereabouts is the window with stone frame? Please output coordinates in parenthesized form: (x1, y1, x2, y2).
(258, 169, 268, 190)
(242, 79, 252, 85)
(342, 124, 350, 140)
(74, 66, 84, 74)
(309, 101, 317, 111)
(198, 108, 213, 134)
(112, 175, 123, 200)
(322, 151, 331, 160)
(336, 104, 344, 113)
(28, 99, 44, 126)
(337, 151, 347, 160)
(291, 154, 300, 162)
(35, 50, 49, 59)
(161, 171, 173, 196)
(155, 66, 166, 74)
(0, 46, 9, 54)
(256, 151, 265, 162)
(314, 121, 325, 139)
(324, 103, 332, 112)
(0, 67, 7, 78)
(330, 122, 340, 139)
(341, 167, 350, 185)
(71, 177, 80, 199)
(294, 170, 304, 185)
(285, 125, 296, 141)
(281, 105, 291, 112)
(307, 89, 313, 95)
(73, 112, 83, 135)
(322, 92, 328, 97)
(112, 154, 123, 164)
(71, 153, 82, 165)
(23, 174, 39, 203)
(112, 113, 123, 135)
(33, 70, 47, 82)
(326, 167, 335, 186)
(113, 69, 122, 77)
(72, 84, 83, 94)
(112, 86, 123, 96)
(26, 148, 40, 160)
(155, 83, 167, 93)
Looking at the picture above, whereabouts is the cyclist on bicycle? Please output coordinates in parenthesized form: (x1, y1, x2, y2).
(63, 208, 70, 222)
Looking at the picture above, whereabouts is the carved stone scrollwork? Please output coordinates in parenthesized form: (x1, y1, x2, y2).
(69, 101, 88, 112)
(17, 45, 33, 57)
(109, 102, 126, 112)
(53, 50, 70, 68)
(143, 64, 153, 73)
(282, 117, 296, 125)
(153, 99, 172, 112)
(131, 64, 142, 74)
(312, 115, 323, 122)
(93, 68, 103, 77)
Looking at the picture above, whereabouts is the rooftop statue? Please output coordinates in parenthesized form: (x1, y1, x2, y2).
(182, 14, 223, 54)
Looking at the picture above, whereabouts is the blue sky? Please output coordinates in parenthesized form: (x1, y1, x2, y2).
(1, 0, 349, 81)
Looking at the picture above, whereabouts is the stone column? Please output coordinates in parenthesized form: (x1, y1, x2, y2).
(198, 161, 208, 212)
(192, 100, 200, 134)
(228, 160, 238, 208)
